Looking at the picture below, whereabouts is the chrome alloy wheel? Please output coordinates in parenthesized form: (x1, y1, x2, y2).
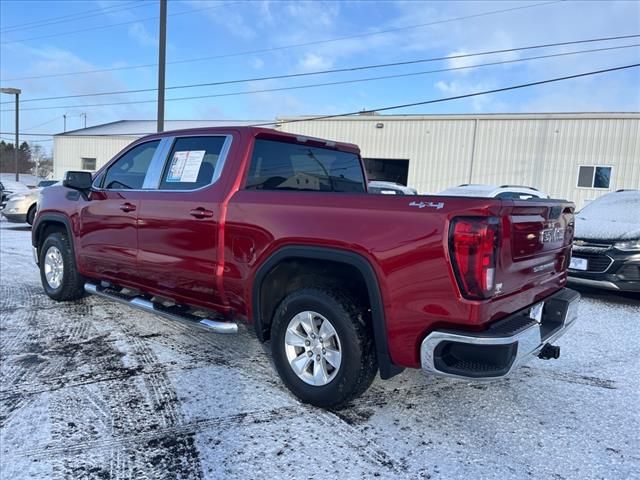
(44, 246, 64, 289)
(284, 311, 342, 386)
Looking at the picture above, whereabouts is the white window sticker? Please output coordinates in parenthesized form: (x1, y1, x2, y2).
(167, 150, 206, 182)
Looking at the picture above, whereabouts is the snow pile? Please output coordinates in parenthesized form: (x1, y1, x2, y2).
(575, 191, 640, 240)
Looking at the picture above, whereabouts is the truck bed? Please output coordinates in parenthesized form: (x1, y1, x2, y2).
(224, 192, 575, 368)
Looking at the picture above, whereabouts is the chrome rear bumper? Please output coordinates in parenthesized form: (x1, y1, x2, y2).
(420, 288, 580, 379)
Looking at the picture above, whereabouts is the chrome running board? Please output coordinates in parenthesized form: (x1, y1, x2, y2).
(84, 282, 238, 334)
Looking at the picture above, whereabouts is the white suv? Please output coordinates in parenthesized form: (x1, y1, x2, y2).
(439, 184, 549, 200)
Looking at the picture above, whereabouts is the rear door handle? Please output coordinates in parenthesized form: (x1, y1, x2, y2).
(120, 202, 136, 212)
(189, 207, 214, 219)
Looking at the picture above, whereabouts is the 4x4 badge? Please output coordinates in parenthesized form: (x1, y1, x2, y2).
(409, 201, 444, 210)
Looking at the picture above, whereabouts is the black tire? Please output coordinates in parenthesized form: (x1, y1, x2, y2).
(271, 287, 378, 409)
(39, 231, 85, 301)
(26, 205, 36, 226)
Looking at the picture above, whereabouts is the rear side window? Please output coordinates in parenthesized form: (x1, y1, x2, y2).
(245, 139, 365, 192)
(159, 136, 227, 190)
(103, 141, 159, 190)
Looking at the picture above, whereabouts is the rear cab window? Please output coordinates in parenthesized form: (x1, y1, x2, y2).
(245, 138, 366, 193)
(159, 136, 228, 190)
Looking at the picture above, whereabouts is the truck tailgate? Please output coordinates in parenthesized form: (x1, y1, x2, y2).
(497, 201, 575, 298)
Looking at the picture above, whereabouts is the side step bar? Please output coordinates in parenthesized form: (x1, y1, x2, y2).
(84, 283, 238, 334)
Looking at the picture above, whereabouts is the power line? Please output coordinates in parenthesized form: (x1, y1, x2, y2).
(0, 1, 151, 34)
(0, 0, 562, 81)
(0, 1, 138, 31)
(23, 116, 62, 131)
(4, 34, 638, 105)
(3, 44, 638, 113)
(2, 64, 638, 138)
(0, 1, 241, 45)
(0, 137, 54, 143)
(252, 64, 640, 127)
(0, 133, 54, 137)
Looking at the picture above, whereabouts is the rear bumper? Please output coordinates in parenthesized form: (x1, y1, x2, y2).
(420, 288, 580, 379)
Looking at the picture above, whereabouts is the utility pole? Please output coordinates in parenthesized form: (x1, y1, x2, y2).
(63, 114, 67, 132)
(82, 113, 87, 128)
(157, 0, 167, 133)
(1, 87, 21, 182)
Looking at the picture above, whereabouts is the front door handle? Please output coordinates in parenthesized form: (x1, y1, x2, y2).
(120, 202, 136, 212)
(189, 207, 214, 219)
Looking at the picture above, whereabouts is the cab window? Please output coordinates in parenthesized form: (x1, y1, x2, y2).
(245, 139, 365, 192)
(159, 136, 227, 190)
(103, 141, 160, 190)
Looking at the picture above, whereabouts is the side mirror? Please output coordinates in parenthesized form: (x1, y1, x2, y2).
(63, 171, 93, 191)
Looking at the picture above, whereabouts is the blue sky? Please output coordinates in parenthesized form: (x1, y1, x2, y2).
(1, 0, 639, 146)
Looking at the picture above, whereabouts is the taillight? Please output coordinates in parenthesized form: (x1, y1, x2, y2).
(449, 217, 500, 300)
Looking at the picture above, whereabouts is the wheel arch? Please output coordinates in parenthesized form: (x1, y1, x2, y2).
(32, 213, 76, 261)
(251, 245, 403, 379)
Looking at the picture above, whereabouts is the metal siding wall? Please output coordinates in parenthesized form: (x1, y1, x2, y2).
(280, 116, 639, 203)
(53, 135, 136, 178)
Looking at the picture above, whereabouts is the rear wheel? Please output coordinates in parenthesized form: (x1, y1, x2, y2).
(39, 232, 85, 301)
(271, 287, 377, 409)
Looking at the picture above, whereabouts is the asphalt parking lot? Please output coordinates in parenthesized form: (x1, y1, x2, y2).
(1, 219, 639, 480)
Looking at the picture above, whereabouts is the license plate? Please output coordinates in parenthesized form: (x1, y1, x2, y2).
(529, 302, 544, 323)
(569, 257, 588, 271)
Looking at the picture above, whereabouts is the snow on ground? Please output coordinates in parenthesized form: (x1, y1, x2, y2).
(1, 219, 639, 479)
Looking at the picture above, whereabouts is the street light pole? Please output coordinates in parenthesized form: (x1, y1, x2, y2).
(1, 87, 21, 182)
(157, 0, 167, 133)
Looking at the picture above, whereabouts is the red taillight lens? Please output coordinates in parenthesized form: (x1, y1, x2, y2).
(449, 217, 499, 300)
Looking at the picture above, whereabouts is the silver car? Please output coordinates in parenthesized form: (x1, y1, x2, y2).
(1, 188, 40, 225)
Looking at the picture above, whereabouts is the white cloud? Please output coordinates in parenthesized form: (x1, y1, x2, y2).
(434, 79, 498, 112)
(298, 53, 333, 71)
(187, 0, 256, 40)
(285, 1, 340, 27)
(0, 44, 154, 132)
(392, 0, 640, 112)
(249, 57, 265, 70)
(128, 23, 157, 48)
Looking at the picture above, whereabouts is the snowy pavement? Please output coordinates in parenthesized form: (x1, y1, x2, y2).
(1, 220, 639, 479)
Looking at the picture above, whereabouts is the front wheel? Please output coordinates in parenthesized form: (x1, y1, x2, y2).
(271, 287, 378, 409)
(39, 232, 85, 301)
(26, 205, 36, 226)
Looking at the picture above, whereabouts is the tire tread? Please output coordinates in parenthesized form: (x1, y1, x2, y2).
(40, 232, 85, 301)
(271, 285, 378, 409)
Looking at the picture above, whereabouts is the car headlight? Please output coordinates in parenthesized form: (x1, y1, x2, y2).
(614, 239, 640, 251)
(9, 194, 26, 201)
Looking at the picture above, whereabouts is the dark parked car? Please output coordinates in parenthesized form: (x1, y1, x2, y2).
(568, 190, 640, 293)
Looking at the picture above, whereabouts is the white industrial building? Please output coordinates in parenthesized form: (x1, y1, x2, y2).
(53, 113, 639, 207)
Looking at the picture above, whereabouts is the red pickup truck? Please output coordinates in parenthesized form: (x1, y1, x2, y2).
(33, 127, 580, 408)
